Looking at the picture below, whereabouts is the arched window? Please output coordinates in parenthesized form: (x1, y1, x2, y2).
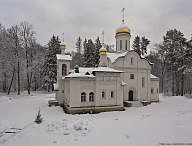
(111, 91, 114, 98)
(131, 57, 134, 65)
(62, 64, 67, 76)
(125, 40, 127, 50)
(120, 40, 122, 50)
(89, 92, 94, 102)
(81, 92, 86, 102)
(102, 91, 105, 98)
(142, 77, 145, 88)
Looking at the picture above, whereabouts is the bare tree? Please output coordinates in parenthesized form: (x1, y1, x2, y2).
(20, 21, 36, 94)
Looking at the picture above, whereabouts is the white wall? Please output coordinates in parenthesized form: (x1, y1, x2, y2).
(116, 33, 131, 52)
(150, 79, 159, 101)
(108, 51, 152, 101)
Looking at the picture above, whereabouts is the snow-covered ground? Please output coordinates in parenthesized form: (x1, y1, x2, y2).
(0, 92, 192, 146)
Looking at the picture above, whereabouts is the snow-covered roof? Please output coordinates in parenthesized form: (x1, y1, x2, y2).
(150, 74, 159, 81)
(64, 73, 95, 78)
(150, 74, 158, 79)
(107, 51, 153, 65)
(56, 54, 72, 60)
(92, 67, 123, 73)
(106, 52, 127, 63)
(63, 67, 95, 79)
(78, 67, 94, 74)
(62, 67, 122, 79)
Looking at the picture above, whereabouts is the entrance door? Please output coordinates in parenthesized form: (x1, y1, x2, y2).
(129, 90, 133, 101)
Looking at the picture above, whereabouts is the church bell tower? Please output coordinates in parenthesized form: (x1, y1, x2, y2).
(115, 8, 131, 53)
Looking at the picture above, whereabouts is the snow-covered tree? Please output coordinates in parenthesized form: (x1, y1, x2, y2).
(94, 37, 102, 67)
(43, 35, 61, 92)
(19, 21, 42, 94)
(83, 39, 95, 67)
(132, 35, 150, 55)
(71, 37, 83, 68)
(162, 29, 186, 95)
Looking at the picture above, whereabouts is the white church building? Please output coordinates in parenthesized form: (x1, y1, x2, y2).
(54, 16, 159, 114)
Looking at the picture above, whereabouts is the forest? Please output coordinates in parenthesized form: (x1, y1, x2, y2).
(0, 22, 192, 96)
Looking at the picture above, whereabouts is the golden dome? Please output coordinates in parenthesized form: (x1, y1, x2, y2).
(116, 22, 131, 35)
(60, 43, 66, 48)
(99, 46, 106, 54)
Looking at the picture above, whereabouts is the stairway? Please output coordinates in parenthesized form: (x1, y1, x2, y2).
(131, 101, 143, 107)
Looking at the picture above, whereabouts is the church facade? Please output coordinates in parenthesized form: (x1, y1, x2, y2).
(54, 18, 159, 114)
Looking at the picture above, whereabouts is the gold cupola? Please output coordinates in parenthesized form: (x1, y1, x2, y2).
(116, 8, 131, 35)
(99, 31, 107, 54)
(116, 23, 131, 35)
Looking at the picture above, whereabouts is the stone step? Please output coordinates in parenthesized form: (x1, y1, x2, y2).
(131, 101, 143, 107)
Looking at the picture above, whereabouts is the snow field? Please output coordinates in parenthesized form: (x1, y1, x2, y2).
(0, 92, 192, 146)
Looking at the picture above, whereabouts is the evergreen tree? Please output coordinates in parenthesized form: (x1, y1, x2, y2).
(43, 35, 61, 92)
(94, 37, 102, 67)
(132, 35, 150, 55)
(132, 35, 141, 54)
(35, 107, 43, 124)
(71, 37, 83, 68)
(141, 36, 150, 55)
(162, 29, 186, 95)
(87, 39, 96, 67)
(83, 38, 89, 67)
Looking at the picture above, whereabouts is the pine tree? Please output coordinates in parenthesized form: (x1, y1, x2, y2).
(43, 35, 61, 92)
(83, 38, 89, 67)
(95, 37, 102, 67)
(132, 35, 141, 54)
(162, 29, 186, 95)
(71, 37, 83, 68)
(141, 36, 150, 55)
(35, 107, 43, 124)
(132, 35, 150, 55)
(86, 39, 95, 67)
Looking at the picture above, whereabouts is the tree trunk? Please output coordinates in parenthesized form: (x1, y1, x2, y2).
(3, 72, 7, 93)
(176, 73, 180, 96)
(181, 59, 184, 96)
(17, 61, 20, 95)
(161, 60, 164, 93)
(7, 67, 15, 95)
(172, 63, 175, 96)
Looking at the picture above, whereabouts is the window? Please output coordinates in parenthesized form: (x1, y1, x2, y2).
(62, 90, 64, 93)
(142, 77, 145, 88)
(157, 88, 158, 93)
(81, 92, 86, 102)
(125, 40, 127, 50)
(62, 64, 67, 76)
(130, 74, 134, 79)
(131, 57, 134, 65)
(120, 40, 122, 50)
(89, 92, 94, 102)
(151, 88, 154, 94)
(111, 91, 114, 98)
(102, 91, 105, 98)
(116, 41, 117, 50)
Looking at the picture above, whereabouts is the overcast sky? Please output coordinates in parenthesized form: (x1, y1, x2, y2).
(1, 0, 192, 52)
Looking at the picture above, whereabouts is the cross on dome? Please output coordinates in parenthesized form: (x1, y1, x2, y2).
(62, 33, 64, 43)
(102, 31, 105, 45)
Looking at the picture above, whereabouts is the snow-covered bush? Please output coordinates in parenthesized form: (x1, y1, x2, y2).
(73, 122, 83, 131)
